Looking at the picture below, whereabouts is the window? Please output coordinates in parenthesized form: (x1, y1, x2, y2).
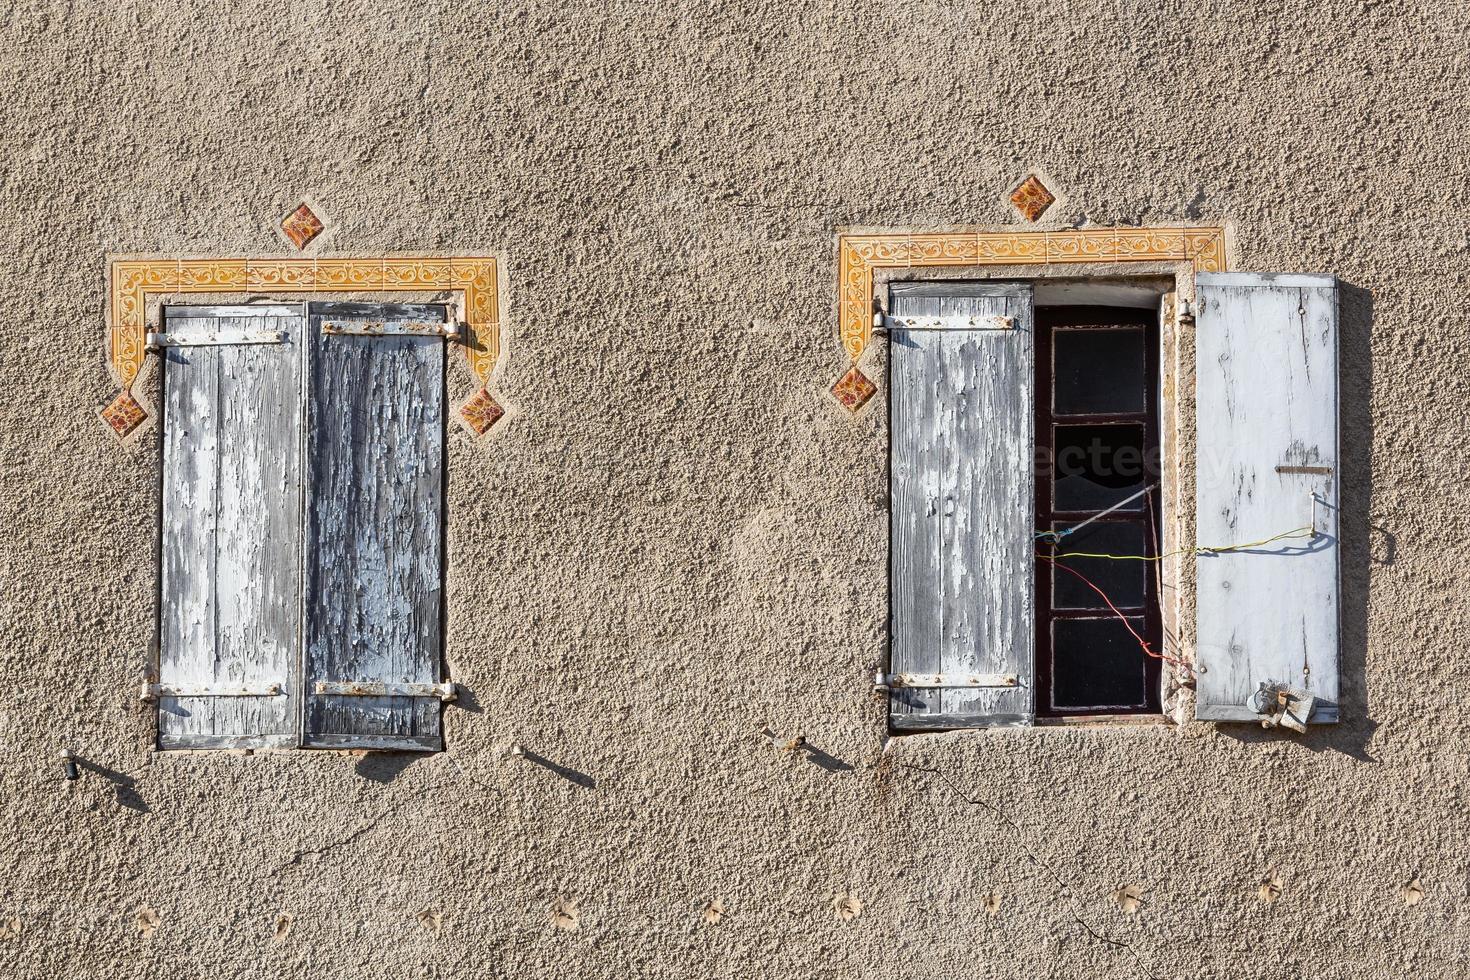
(883, 274, 1342, 731)
(1035, 306, 1162, 717)
(152, 301, 452, 751)
(884, 281, 1166, 731)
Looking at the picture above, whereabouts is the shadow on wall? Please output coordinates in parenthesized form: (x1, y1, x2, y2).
(519, 749, 597, 789)
(1219, 281, 1377, 762)
(74, 757, 150, 812)
(354, 752, 425, 784)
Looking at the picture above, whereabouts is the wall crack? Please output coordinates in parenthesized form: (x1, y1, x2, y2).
(899, 762, 1165, 980)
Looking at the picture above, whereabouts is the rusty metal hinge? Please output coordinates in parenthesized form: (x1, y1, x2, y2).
(146, 328, 286, 348)
(141, 682, 283, 701)
(313, 681, 457, 701)
(877, 314, 1015, 334)
(321, 320, 462, 339)
(874, 672, 1018, 691)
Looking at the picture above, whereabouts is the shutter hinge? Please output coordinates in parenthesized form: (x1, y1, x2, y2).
(141, 682, 283, 701)
(879, 314, 1015, 333)
(874, 672, 1018, 690)
(145, 328, 287, 348)
(313, 681, 458, 701)
(321, 320, 462, 339)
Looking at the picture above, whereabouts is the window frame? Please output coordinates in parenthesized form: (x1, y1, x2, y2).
(151, 299, 453, 753)
(882, 278, 1179, 731)
(1033, 304, 1164, 718)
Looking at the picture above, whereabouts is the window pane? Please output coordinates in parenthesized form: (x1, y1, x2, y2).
(1051, 617, 1149, 710)
(1053, 423, 1154, 511)
(1050, 521, 1148, 609)
(1053, 327, 1146, 415)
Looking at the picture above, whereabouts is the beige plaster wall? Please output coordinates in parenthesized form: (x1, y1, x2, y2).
(2, 1, 1467, 977)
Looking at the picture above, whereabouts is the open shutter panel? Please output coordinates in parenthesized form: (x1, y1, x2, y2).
(887, 283, 1035, 729)
(1194, 273, 1340, 723)
(157, 305, 304, 749)
(302, 302, 448, 751)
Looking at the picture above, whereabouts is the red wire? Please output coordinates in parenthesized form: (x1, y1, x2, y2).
(1042, 557, 1192, 670)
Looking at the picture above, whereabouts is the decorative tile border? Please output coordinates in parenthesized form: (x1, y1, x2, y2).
(105, 255, 502, 435)
(836, 226, 1228, 364)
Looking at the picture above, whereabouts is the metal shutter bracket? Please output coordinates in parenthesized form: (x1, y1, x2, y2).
(313, 681, 458, 701)
(876, 313, 1016, 334)
(321, 320, 462, 339)
(141, 682, 284, 701)
(874, 672, 1019, 690)
(146, 328, 286, 347)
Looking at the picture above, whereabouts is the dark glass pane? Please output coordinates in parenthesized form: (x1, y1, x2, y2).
(1049, 521, 1148, 609)
(1053, 424, 1154, 511)
(1052, 617, 1149, 710)
(1053, 327, 1146, 415)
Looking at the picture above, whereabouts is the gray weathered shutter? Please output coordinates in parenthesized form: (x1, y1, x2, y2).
(301, 302, 448, 750)
(157, 305, 304, 749)
(887, 283, 1035, 729)
(1194, 273, 1340, 722)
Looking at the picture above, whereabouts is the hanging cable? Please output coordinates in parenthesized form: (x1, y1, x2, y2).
(1045, 525, 1315, 562)
(1043, 556, 1192, 671)
(1036, 483, 1157, 542)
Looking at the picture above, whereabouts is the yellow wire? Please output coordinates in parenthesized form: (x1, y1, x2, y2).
(1045, 526, 1315, 562)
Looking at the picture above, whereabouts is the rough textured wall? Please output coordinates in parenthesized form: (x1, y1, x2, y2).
(2, 1, 1468, 977)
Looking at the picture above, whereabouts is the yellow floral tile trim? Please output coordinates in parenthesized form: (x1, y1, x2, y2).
(107, 255, 500, 388)
(837, 226, 1227, 361)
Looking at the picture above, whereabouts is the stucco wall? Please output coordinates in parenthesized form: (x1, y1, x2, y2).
(2, 1, 1468, 977)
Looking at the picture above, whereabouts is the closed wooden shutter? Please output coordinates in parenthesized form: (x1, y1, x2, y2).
(887, 283, 1035, 729)
(157, 305, 304, 749)
(1194, 273, 1339, 722)
(301, 302, 448, 750)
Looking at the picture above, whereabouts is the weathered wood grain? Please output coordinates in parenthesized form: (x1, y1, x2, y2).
(889, 282, 1035, 729)
(302, 302, 447, 751)
(1194, 273, 1339, 722)
(158, 306, 304, 750)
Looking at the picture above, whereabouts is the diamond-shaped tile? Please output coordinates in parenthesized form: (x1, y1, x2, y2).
(831, 364, 877, 412)
(281, 202, 325, 250)
(459, 386, 505, 435)
(1009, 175, 1055, 222)
(100, 389, 148, 438)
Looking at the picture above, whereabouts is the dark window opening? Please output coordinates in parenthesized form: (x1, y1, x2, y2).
(1035, 306, 1163, 716)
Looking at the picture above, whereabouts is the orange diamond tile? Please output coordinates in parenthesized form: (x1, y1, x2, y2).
(101, 389, 148, 437)
(1009, 175, 1055, 222)
(460, 387, 505, 435)
(831, 365, 877, 412)
(281, 203, 325, 250)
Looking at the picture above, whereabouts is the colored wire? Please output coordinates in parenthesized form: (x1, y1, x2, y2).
(1043, 526, 1315, 563)
(1043, 557, 1192, 670)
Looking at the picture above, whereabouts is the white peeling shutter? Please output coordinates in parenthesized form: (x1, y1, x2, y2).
(157, 305, 303, 749)
(301, 302, 449, 751)
(1194, 274, 1339, 722)
(887, 283, 1035, 729)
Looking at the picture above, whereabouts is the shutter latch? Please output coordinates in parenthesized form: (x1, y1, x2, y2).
(874, 672, 1018, 690)
(1246, 681, 1317, 733)
(313, 681, 458, 701)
